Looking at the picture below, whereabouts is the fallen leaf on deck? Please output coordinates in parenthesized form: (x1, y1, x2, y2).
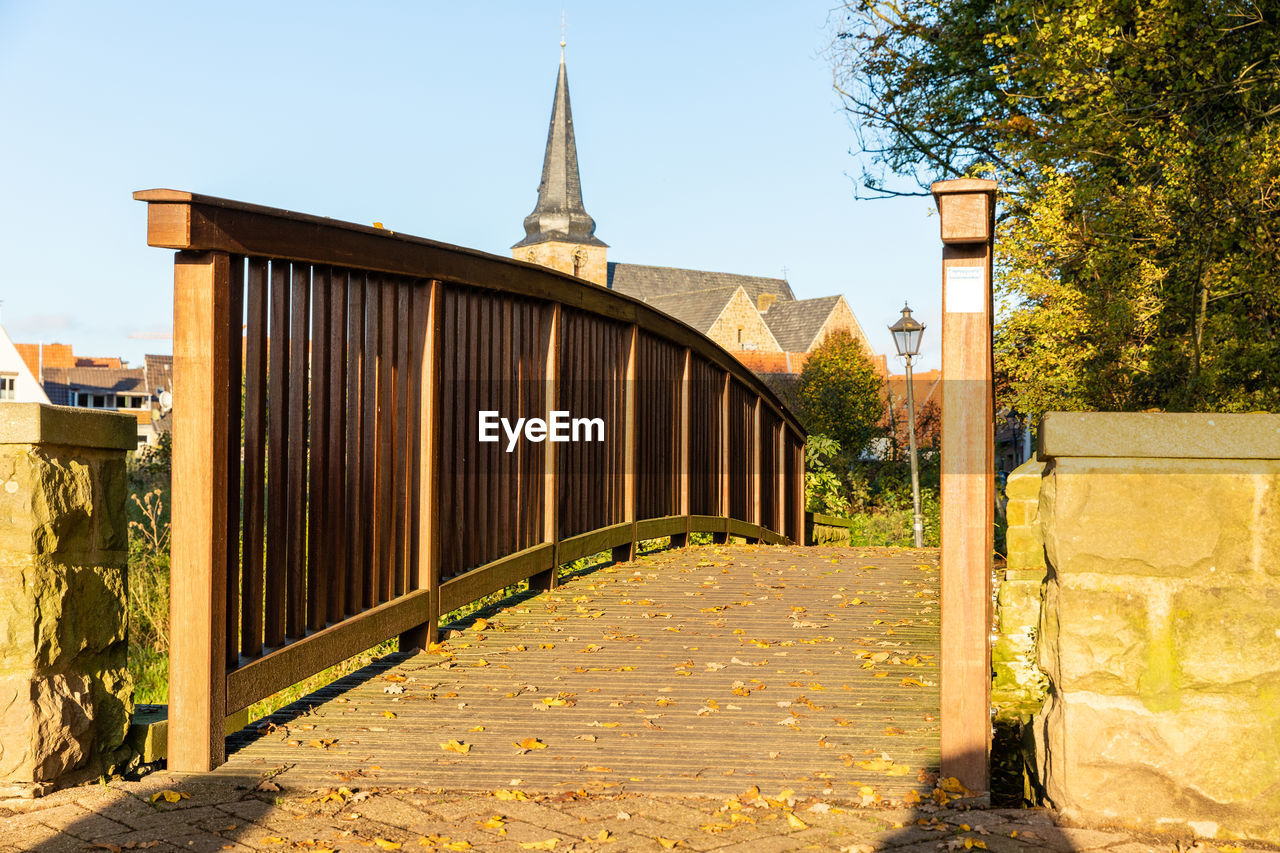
(493, 790, 529, 801)
(440, 739, 471, 754)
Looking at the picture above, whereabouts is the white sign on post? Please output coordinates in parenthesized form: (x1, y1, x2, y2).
(945, 266, 986, 314)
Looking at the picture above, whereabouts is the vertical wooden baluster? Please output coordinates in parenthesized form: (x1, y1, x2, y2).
(796, 434, 806, 544)
(612, 325, 638, 563)
(327, 270, 348, 623)
(286, 263, 309, 640)
(472, 294, 489, 569)
(532, 304, 560, 590)
(441, 288, 459, 576)
(512, 302, 528, 549)
(451, 289, 468, 573)
(265, 260, 289, 648)
(498, 298, 513, 557)
(777, 419, 786, 537)
(242, 260, 268, 658)
(344, 277, 365, 616)
(170, 249, 231, 771)
(747, 397, 759, 539)
(394, 283, 412, 598)
(402, 283, 423, 597)
(714, 373, 730, 544)
(307, 268, 330, 630)
(672, 348, 691, 548)
(361, 276, 380, 608)
(378, 279, 395, 602)
(401, 280, 440, 650)
(225, 257, 243, 667)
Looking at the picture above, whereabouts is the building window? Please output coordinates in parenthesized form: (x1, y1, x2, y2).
(0, 375, 15, 401)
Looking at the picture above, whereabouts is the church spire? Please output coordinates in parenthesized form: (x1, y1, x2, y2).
(513, 50, 606, 250)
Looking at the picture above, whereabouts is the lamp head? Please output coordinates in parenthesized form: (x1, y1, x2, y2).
(889, 302, 925, 357)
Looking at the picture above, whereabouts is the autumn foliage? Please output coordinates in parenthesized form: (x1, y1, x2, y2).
(832, 1, 1280, 414)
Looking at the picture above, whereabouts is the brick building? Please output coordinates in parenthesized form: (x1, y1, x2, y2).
(15, 344, 173, 447)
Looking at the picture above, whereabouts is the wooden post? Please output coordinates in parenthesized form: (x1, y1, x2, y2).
(401, 280, 441, 651)
(533, 305, 561, 589)
(748, 398, 761, 542)
(612, 325, 639, 563)
(933, 178, 997, 796)
(713, 373, 731, 544)
(794, 430, 806, 545)
(672, 348, 691, 548)
(776, 421, 786, 537)
(170, 250, 232, 772)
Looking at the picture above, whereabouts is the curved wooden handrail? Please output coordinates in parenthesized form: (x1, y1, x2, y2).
(134, 189, 803, 434)
(140, 189, 808, 771)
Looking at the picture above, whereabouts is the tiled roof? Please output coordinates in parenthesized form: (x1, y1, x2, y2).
(608, 263, 795, 304)
(762, 296, 841, 353)
(644, 286, 742, 334)
(42, 366, 147, 396)
(145, 354, 173, 393)
(728, 351, 810, 375)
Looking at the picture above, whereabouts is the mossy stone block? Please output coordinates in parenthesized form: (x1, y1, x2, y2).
(1172, 585, 1280, 689)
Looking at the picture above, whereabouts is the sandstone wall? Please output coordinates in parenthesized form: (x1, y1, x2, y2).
(0, 404, 136, 796)
(707, 288, 783, 353)
(514, 240, 607, 287)
(992, 458, 1049, 717)
(1030, 412, 1280, 843)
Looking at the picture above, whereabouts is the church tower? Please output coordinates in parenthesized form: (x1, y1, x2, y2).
(512, 46, 608, 285)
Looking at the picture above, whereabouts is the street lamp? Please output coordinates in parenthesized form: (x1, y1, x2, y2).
(889, 303, 926, 548)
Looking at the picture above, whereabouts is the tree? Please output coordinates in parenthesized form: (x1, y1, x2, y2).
(831, 0, 1280, 414)
(796, 330, 886, 461)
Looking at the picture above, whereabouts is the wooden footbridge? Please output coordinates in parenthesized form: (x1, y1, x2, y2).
(137, 181, 993, 796)
(217, 544, 940, 800)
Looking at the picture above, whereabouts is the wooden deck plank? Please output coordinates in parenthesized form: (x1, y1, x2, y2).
(220, 545, 941, 802)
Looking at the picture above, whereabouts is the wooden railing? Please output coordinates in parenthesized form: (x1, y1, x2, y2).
(136, 190, 807, 771)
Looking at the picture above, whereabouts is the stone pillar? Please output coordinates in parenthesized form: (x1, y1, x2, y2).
(0, 404, 137, 796)
(992, 458, 1050, 713)
(1031, 412, 1280, 844)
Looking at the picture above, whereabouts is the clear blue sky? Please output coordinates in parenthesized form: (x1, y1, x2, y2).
(0, 1, 944, 371)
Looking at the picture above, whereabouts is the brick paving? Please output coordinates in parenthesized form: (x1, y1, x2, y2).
(3, 776, 1272, 852)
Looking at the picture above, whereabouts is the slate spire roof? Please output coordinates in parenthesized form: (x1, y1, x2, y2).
(513, 52, 607, 249)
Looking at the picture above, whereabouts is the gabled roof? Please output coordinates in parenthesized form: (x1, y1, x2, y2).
(513, 54, 606, 250)
(762, 296, 842, 353)
(0, 326, 51, 404)
(42, 366, 147, 395)
(644, 286, 744, 335)
(607, 262, 795, 304)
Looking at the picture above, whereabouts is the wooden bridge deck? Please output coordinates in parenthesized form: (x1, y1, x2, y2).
(218, 544, 941, 802)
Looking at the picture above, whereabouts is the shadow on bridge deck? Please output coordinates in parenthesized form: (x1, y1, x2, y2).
(215, 544, 942, 802)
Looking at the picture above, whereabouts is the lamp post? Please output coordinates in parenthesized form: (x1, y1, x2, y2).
(889, 303, 926, 548)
